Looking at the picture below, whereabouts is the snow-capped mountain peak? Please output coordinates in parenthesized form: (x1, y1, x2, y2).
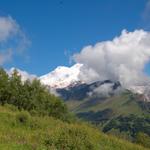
(39, 63, 83, 88)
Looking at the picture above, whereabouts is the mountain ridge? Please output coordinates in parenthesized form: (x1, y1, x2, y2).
(6, 65, 150, 101)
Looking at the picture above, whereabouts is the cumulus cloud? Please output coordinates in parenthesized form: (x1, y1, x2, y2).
(0, 16, 29, 65)
(73, 29, 150, 89)
(88, 83, 115, 97)
(0, 16, 19, 41)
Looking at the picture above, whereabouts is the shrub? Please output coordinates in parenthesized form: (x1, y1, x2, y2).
(4, 104, 18, 112)
(15, 111, 31, 125)
(135, 132, 150, 148)
(43, 124, 100, 150)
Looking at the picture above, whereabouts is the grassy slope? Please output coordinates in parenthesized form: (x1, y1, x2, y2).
(67, 93, 144, 117)
(0, 105, 149, 150)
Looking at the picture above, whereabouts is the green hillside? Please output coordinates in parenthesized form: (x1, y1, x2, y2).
(66, 90, 150, 144)
(0, 105, 149, 150)
(67, 91, 147, 116)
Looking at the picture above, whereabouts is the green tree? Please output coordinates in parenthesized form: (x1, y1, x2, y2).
(0, 68, 10, 105)
(0, 68, 73, 121)
(9, 69, 23, 108)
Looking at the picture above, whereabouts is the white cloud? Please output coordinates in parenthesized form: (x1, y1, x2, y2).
(0, 16, 29, 65)
(87, 83, 122, 97)
(87, 83, 113, 97)
(0, 49, 12, 64)
(0, 16, 19, 42)
(73, 29, 150, 89)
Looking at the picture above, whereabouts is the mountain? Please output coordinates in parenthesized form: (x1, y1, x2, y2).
(7, 64, 150, 101)
(56, 80, 150, 117)
(39, 63, 83, 89)
(56, 80, 121, 101)
(7, 66, 150, 117)
(58, 82, 150, 141)
(7, 65, 150, 103)
(38, 64, 150, 101)
(38, 66, 149, 141)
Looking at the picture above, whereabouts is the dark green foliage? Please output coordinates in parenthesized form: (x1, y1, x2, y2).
(102, 115, 150, 148)
(138, 101, 150, 113)
(77, 109, 113, 124)
(16, 111, 30, 124)
(0, 68, 70, 121)
(103, 115, 150, 139)
(135, 132, 150, 148)
(107, 129, 133, 141)
(0, 68, 10, 105)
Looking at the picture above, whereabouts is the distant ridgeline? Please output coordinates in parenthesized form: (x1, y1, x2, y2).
(56, 80, 150, 143)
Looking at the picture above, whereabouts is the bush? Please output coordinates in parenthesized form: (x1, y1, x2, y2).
(4, 104, 18, 112)
(107, 129, 133, 141)
(43, 124, 100, 150)
(135, 132, 150, 148)
(15, 111, 31, 125)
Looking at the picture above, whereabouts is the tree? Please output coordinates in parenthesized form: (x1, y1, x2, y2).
(0, 68, 9, 105)
(0, 68, 72, 121)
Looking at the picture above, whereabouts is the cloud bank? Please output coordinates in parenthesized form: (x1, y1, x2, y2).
(0, 16, 29, 65)
(73, 29, 150, 89)
(87, 82, 122, 98)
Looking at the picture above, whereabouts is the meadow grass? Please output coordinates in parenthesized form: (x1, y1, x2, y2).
(0, 105, 149, 150)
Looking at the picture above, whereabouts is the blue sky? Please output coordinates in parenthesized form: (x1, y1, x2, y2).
(0, 0, 149, 75)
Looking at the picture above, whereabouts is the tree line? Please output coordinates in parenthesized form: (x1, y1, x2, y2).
(0, 68, 71, 121)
